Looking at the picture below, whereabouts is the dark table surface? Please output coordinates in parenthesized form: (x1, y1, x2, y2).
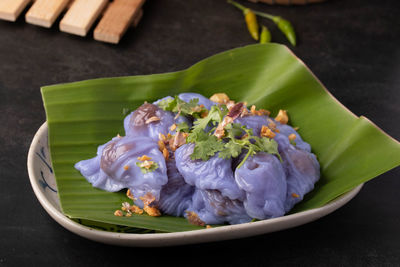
(1, 0, 399, 266)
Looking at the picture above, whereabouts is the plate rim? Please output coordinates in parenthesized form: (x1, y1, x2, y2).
(27, 122, 363, 247)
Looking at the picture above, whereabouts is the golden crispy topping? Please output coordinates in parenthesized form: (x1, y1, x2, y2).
(250, 105, 257, 114)
(145, 116, 161, 124)
(249, 104, 270, 116)
(206, 225, 212, 229)
(186, 211, 205, 226)
(170, 131, 187, 151)
(275, 110, 289, 124)
(162, 147, 169, 160)
(288, 134, 297, 142)
(170, 123, 177, 131)
(158, 139, 166, 151)
(140, 160, 154, 170)
(159, 133, 166, 141)
(260, 125, 276, 138)
(292, 193, 300, 198)
(210, 93, 230, 104)
(114, 210, 123, 217)
(129, 205, 144, 215)
(123, 165, 130, 170)
(126, 189, 135, 200)
(137, 155, 151, 161)
(144, 206, 161, 217)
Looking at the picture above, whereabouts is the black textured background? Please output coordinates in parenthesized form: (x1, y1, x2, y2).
(1, 0, 399, 266)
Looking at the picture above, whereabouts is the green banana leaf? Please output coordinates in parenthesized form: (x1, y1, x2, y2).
(41, 43, 400, 232)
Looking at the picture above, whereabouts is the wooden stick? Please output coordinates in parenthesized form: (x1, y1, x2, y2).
(93, 0, 145, 44)
(25, 0, 70, 28)
(59, 0, 108, 37)
(0, 0, 31, 22)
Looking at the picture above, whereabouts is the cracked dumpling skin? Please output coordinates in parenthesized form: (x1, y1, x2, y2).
(158, 159, 194, 217)
(281, 146, 320, 212)
(74, 136, 168, 205)
(175, 143, 245, 201)
(235, 152, 287, 219)
(124, 103, 175, 141)
(188, 189, 251, 225)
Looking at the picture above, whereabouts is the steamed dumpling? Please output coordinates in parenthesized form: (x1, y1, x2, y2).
(235, 152, 287, 219)
(178, 93, 215, 110)
(188, 189, 251, 225)
(175, 143, 245, 201)
(124, 103, 175, 141)
(280, 147, 320, 212)
(74, 136, 168, 206)
(158, 159, 194, 217)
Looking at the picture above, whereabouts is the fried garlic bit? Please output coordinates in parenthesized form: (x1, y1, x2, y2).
(250, 105, 270, 116)
(260, 125, 276, 139)
(275, 109, 289, 124)
(140, 192, 161, 217)
(210, 93, 230, 104)
(126, 189, 135, 200)
(186, 211, 205, 226)
(145, 116, 161, 124)
(170, 123, 177, 131)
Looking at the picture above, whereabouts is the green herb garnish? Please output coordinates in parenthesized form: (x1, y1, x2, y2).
(186, 104, 280, 168)
(176, 122, 190, 133)
(158, 96, 207, 118)
(136, 161, 159, 174)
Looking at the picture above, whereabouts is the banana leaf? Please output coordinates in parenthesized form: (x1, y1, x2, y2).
(41, 43, 400, 232)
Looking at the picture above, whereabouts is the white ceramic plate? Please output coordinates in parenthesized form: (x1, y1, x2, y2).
(27, 122, 363, 247)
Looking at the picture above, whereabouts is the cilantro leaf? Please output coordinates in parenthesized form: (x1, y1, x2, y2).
(190, 133, 225, 161)
(219, 141, 242, 159)
(191, 105, 228, 135)
(176, 122, 190, 133)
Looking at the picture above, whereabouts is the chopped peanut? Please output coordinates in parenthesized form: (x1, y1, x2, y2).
(125, 213, 132, 217)
(162, 147, 169, 160)
(292, 193, 300, 198)
(144, 206, 161, 217)
(206, 225, 212, 229)
(123, 165, 130, 170)
(158, 140, 166, 151)
(126, 189, 135, 200)
(260, 125, 276, 138)
(137, 155, 151, 161)
(170, 124, 177, 131)
(186, 211, 205, 226)
(288, 134, 297, 142)
(210, 93, 230, 104)
(275, 110, 289, 124)
(129, 205, 144, 215)
(114, 210, 123, 217)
